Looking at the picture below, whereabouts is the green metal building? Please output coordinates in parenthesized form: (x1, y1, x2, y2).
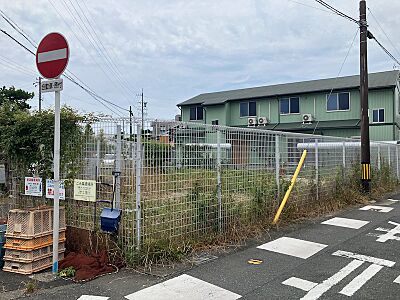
(177, 70, 400, 141)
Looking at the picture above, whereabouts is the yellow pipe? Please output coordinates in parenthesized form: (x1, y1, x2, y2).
(272, 149, 308, 225)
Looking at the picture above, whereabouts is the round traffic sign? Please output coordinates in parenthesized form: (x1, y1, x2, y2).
(36, 32, 69, 79)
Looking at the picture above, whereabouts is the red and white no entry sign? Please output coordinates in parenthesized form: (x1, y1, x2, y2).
(36, 32, 69, 79)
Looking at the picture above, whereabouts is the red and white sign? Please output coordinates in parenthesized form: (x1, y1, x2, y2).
(36, 32, 69, 79)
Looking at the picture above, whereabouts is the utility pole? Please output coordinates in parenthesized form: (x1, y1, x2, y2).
(360, 0, 371, 193)
(141, 88, 144, 135)
(129, 105, 133, 138)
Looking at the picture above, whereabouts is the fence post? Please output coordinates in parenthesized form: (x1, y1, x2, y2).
(315, 139, 319, 201)
(115, 125, 122, 210)
(216, 130, 222, 232)
(135, 125, 142, 250)
(396, 146, 399, 180)
(96, 138, 100, 180)
(342, 141, 346, 174)
(275, 135, 280, 198)
(378, 145, 381, 171)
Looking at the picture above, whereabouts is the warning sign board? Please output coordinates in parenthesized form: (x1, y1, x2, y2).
(73, 179, 96, 202)
(46, 179, 65, 200)
(25, 177, 43, 197)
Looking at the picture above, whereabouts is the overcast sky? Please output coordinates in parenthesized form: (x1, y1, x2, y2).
(0, 0, 399, 119)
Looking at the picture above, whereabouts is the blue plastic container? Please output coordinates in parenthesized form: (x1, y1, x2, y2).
(100, 208, 121, 233)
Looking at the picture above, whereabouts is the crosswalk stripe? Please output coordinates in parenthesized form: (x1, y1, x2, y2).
(321, 217, 369, 229)
(359, 205, 393, 213)
(124, 274, 241, 300)
(257, 237, 327, 259)
(77, 296, 109, 300)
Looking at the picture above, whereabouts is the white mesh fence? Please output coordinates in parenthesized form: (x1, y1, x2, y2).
(5, 117, 400, 253)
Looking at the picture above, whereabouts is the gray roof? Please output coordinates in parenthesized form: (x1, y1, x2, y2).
(178, 70, 400, 106)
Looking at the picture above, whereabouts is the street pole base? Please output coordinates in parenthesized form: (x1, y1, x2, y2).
(361, 179, 371, 194)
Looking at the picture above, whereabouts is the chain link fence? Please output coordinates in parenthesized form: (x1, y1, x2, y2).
(3, 117, 400, 256)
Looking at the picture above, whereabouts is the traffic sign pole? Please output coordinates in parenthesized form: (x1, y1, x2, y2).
(35, 32, 69, 275)
(52, 88, 61, 274)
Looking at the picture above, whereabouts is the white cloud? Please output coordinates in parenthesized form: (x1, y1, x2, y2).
(0, 0, 399, 118)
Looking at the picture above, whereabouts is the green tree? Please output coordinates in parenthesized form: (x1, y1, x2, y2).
(0, 86, 33, 110)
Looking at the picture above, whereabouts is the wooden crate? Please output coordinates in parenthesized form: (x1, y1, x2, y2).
(3, 252, 65, 275)
(6, 206, 66, 238)
(4, 230, 66, 250)
(4, 242, 65, 262)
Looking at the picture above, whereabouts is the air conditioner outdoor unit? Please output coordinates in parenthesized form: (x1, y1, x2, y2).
(248, 117, 257, 126)
(302, 114, 314, 124)
(258, 117, 269, 126)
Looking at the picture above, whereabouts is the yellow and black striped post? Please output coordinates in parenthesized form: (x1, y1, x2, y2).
(361, 163, 371, 181)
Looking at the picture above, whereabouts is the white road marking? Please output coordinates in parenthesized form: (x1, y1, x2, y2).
(371, 221, 400, 243)
(37, 48, 67, 63)
(387, 199, 400, 202)
(339, 264, 383, 296)
(124, 274, 241, 300)
(321, 217, 369, 229)
(359, 205, 393, 213)
(332, 250, 395, 267)
(77, 296, 109, 300)
(393, 275, 400, 284)
(282, 277, 317, 291)
(300, 260, 364, 300)
(257, 237, 327, 259)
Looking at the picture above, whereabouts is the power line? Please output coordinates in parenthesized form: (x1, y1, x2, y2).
(286, 0, 333, 14)
(314, 0, 360, 25)
(0, 9, 37, 48)
(0, 28, 128, 116)
(73, 0, 138, 96)
(0, 29, 35, 55)
(54, 0, 134, 103)
(368, 31, 400, 66)
(367, 7, 400, 61)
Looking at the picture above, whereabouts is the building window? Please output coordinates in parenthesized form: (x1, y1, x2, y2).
(280, 97, 300, 114)
(189, 106, 203, 120)
(240, 101, 256, 117)
(327, 92, 350, 111)
(211, 120, 219, 125)
(372, 108, 384, 123)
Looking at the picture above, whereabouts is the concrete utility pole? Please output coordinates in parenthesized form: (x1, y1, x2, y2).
(360, 0, 371, 193)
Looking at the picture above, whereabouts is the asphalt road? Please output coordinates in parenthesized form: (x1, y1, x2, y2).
(9, 194, 400, 299)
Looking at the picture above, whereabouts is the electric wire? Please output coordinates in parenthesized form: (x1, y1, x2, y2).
(314, 0, 360, 25)
(368, 32, 400, 66)
(56, 0, 134, 103)
(287, 0, 333, 14)
(0, 9, 37, 48)
(0, 28, 128, 117)
(72, 0, 138, 97)
(367, 7, 400, 62)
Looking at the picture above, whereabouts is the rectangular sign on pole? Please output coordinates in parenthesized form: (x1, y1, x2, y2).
(41, 78, 63, 93)
(46, 179, 65, 200)
(24, 177, 43, 196)
(73, 179, 96, 202)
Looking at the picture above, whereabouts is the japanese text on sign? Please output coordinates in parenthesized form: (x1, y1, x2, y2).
(46, 179, 65, 200)
(41, 78, 63, 93)
(25, 177, 43, 197)
(73, 179, 96, 202)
